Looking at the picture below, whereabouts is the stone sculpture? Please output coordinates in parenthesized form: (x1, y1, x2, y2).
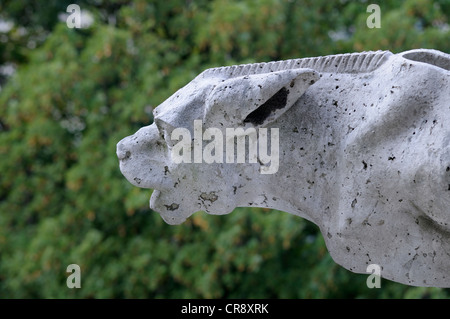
(117, 49, 450, 287)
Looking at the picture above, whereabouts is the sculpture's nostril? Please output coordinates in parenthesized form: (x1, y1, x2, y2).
(116, 141, 131, 161)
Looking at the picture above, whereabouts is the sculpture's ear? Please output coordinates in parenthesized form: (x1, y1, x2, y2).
(203, 68, 320, 128)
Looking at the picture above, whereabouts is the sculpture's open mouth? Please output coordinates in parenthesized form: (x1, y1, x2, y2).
(119, 162, 172, 189)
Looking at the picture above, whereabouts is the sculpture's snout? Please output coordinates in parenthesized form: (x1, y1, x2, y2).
(116, 124, 174, 190)
(116, 124, 160, 162)
(116, 137, 131, 161)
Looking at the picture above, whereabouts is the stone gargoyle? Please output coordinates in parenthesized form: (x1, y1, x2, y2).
(117, 49, 450, 287)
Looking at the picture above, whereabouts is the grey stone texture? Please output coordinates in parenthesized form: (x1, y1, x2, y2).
(117, 49, 450, 287)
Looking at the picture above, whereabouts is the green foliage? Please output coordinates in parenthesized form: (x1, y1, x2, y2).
(0, 0, 449, 298)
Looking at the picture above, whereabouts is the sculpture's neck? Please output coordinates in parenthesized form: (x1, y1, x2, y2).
(234, 173, 331, 226)
(235, 133, 338, 226)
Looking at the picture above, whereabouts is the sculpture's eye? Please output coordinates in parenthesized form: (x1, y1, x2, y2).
(154, 118, 176, 148)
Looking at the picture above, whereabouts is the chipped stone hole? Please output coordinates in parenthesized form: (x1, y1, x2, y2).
(289, 79, 295, 88)
(447, 167, 450, 191)
(362, 160, 368, 170)
(243, 87, 288, 125)
(199, 191, 219, 203)
(164, 203, 179, 211)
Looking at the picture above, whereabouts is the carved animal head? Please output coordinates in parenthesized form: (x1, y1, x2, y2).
(117, 50, 400, 224)
(117, 49, 450, 287)
(117, 66, 319, 224)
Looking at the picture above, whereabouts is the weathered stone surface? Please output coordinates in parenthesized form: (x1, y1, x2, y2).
(117, 49, 450, 287)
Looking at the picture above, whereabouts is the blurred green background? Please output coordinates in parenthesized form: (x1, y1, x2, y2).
(0, 0, 449, 298)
